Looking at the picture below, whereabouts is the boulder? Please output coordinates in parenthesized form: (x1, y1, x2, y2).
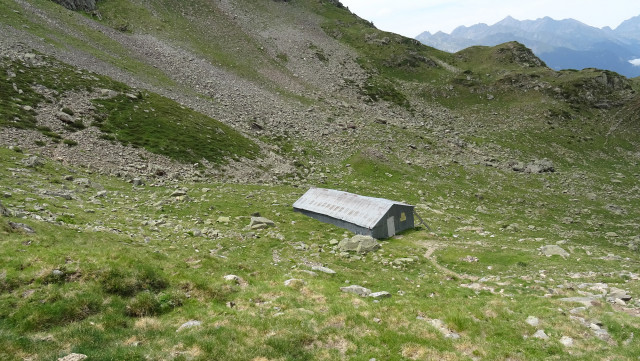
(21, 156, 44, 168)
(338, 235, 380, 254)
(216, 216, 230, 224)
(532, 329, 549, 340)
(525, 159, 555, 174)
(525, 316, 539, 327)
(560, 336, 574, 347)
(284, 279, 306, 289)
(0, 201, 10, 217)
(340, 285, 371, 297)
(369, 291, 391, 299)
(540, 245, 569, 258)
(249, 217, 275, 230)
(176, 320, 201, 332)
(337, 237, 359, 252)
(56, 111, 74, 124)
(8, 222, 35, 233)
(57, 354, 87, 361)
(311, 265, 336, 274)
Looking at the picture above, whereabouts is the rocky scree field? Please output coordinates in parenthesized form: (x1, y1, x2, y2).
(1, 0, 640, 360)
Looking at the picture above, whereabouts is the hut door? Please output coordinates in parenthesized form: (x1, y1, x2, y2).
(387, 216, 395, 237)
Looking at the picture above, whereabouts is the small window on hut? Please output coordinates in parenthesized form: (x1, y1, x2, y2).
(400, 212, 406, 222)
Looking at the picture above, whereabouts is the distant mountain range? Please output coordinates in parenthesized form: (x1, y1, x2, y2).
(416, 15, 640, 78)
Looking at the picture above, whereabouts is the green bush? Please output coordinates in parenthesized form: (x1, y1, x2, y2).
(125, 291, 160, 317)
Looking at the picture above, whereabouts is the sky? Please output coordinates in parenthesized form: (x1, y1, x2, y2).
(338, 0, 640, 38)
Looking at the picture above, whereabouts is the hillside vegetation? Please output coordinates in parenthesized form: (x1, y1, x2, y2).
(1, 0, 639, 360)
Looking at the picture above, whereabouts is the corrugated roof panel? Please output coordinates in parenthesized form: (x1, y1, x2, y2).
(292, 188, 413, 229)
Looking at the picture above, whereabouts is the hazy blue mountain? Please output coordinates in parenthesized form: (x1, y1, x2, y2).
(416, 16, 640, 78)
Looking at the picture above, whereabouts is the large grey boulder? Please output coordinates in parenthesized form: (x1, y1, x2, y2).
(337, 235, 380, 254)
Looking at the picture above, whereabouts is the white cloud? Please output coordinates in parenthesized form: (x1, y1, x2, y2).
(630, 59, 640, 67)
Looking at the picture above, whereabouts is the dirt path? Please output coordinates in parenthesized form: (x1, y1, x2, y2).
(419, 241, 479, 281)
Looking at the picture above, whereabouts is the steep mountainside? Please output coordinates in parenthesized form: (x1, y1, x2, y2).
(1, 1, 640, 360)
(416, 15, 640, 78)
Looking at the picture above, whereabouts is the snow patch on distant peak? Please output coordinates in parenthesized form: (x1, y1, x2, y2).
(630, 58, 640, 66)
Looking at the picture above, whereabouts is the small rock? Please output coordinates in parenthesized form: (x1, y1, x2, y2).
(0, 201, 11, 217)
(58, 353, 88, 361)
(540, 245, 569, 258)
(393, 257, 415, 265)
(426, 318, 460, 339)
(340, 285, 371, 297)
(532, 329, 549, 340)
(526, 316, 539, 327)
(95, 190, 107, 198)
(559, 336, 574, 347)
(176, 320, 202, 332)
(284, 279, 306, 289)
(74, 178, 91, 188)
(369, 291, 391, 299)
(249, 217, 275, 229)
(8, 222, 35, 233)
(56, 111, 74, 124)
(216, 216, 230, 224)
(58, 354, 87, 361)
(223, 275, 245, 286)
(311, 265, 336, 274)
(21, 156, 44, 168)
(170, 189, 187, 197)
(131, 178, 144, 186)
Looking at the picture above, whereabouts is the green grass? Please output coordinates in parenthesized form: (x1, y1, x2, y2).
(1, 53, 259, 165)
(92, 92, 259, 164)
(1, 137, 638, 359)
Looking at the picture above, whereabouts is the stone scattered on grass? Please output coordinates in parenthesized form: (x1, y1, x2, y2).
(340, 285, 371, 297)
(0, 201, 11, 217)
(311, 265, 336, 274)
(249, 216, 275, 230)
(559, 296, 601, 308)
(58, 354, 87, 361)
(540, 245, 569, 258)
(223, 274, 247, 287)
(526, 316, 539, 327)
(560, 336, 574, 347)
(369, 291, 391, 299)
(176, 320, 201, 332)
(8, 221, 35, 233)
(418, 317, 460, 339)
(532, 329, 549, 340)
(337, 235, 380, 254)
(216, 216, 230, 224)
(284, 279, 306, 289)
(21, 156, 44, 168)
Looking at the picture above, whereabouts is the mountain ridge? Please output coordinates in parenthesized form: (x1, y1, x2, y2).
(416, 15, 640, 77)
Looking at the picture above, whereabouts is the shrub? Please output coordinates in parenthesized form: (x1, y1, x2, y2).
(125, 291, 160, 317)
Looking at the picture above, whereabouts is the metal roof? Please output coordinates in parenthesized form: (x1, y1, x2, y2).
(292, 188, 413, 229)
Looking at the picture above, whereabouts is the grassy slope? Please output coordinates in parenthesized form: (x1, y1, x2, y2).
(0, 54, 258, 165)
(1, 0, 639, 360)
(1, 131, 639, 360)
